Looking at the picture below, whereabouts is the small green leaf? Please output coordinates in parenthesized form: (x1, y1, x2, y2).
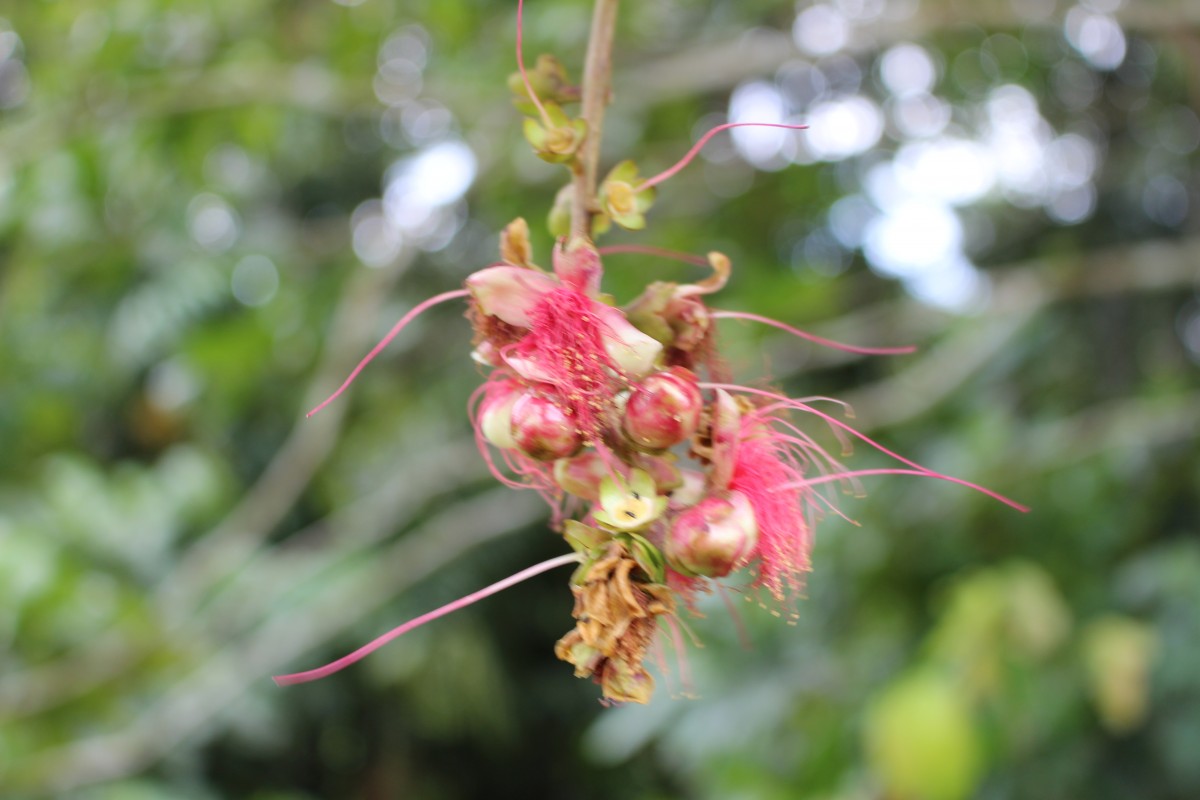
(623, 532, 666, 583)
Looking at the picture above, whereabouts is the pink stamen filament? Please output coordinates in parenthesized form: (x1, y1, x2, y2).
(663, 615, 696, 698)
(770, 430, 852, 487)
(760, 432, 861, 522)
(712, 310, 916, 356)
(650, 636, 675, 698)
(703, 382, 1030, 512)
(716, 583, 754, 651)
(759, 422, 854, 489)
(637, 122, 808, 191)
(596, 244, 710, 267)
(710, 383, 928, 469)
(781, 468, 1029, 506)
(307, 289, 470, 418)
(273, 552, 581, 686)
(516, 0, 552, 128)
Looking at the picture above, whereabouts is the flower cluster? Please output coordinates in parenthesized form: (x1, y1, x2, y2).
(272, 1, 1025, 703)
(275, 219, 1022, 703)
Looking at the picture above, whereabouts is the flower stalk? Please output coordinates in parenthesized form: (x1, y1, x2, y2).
(571, 0, 621, 241)
(274, 0, 1028, 703)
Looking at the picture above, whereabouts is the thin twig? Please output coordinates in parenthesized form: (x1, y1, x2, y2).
(571, 0, 621, 240)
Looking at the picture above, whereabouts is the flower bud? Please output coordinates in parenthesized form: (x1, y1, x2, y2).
(523, 102, 587, 164)
(706, 389, 742, 490)
(478, 381, 522, 449)
(552, 238, 602, 296)
(636, 454, 683, 493)
(665, 491, 759, 578)
(623, 368, 702, 450)
(554, 451, 609, 501)
(510, 393, 583, 461)
(499, 217, 534, 268)
(598, 160, 656, 230)
(471, 341, 503, 368)
(593, 305, 662, 378)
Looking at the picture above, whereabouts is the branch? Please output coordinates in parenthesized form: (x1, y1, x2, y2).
(571, 0, 621, 240)
(624, 5, 1200, 106)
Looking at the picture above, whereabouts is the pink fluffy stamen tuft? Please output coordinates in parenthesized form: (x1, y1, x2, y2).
(308, 289, 469, 418)
(507, 287, 623, 443)
(638, 122, 808, 191)
(711, 310, 916, 356)
(729, 422, 814, 600)
(704, 382, 1030, 513)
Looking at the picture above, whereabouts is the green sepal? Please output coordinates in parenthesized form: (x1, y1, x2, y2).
(590, 212, 612, 238)
(622, 532, 667, 584)
(570, 560, 593, 587)
(523, 103, 587, 164)
(623, 282, 677, 345)
(507, 54, 581, 115)
(547, 184, 572, 238)
(564, 519, 609, 555)
(598, 161, 656, 230)
(606, 159, 640, 184)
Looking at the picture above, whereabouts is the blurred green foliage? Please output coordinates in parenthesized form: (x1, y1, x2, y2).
(1, 0, 1198, 798)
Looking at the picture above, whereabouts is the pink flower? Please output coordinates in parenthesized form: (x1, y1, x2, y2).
(281, 234, 1027, 701)
(273, 12, 1029, 698)
(465, 238, 664, 511)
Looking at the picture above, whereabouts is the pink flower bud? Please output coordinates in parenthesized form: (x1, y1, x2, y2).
(592, 305, 662, 378)
(622, 368, 702, 450)
(665, 491, 759, 578)
(510, 392, 583, 461)
(478, 381, 522, 450)
(471, 341, 503, 368)
(553, 451, 610, 501)
(707, 389, 741, 489)
(552, 238, 602, 296)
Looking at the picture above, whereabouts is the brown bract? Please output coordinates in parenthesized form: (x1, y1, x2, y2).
(554, 541, 675, 704)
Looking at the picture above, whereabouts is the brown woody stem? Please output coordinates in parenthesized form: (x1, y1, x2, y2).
(571, 0, 620, 242)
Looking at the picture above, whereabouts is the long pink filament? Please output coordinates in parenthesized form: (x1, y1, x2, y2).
(712, 310, 916, 356)
(596, 244, 710, 267)
(273, 553, 581, 686)
(702, 382, 1030, 512)
(516, 0, 552, 127)
(638, 122, 808, 191)
(307, 289, 469, 418)
(663, 615, 695, 698)
(783, 467, 1029, 503)
(716, 584, 754, 651)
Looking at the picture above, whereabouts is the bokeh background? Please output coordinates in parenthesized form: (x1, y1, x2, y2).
(2, 0, 1198, 797)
